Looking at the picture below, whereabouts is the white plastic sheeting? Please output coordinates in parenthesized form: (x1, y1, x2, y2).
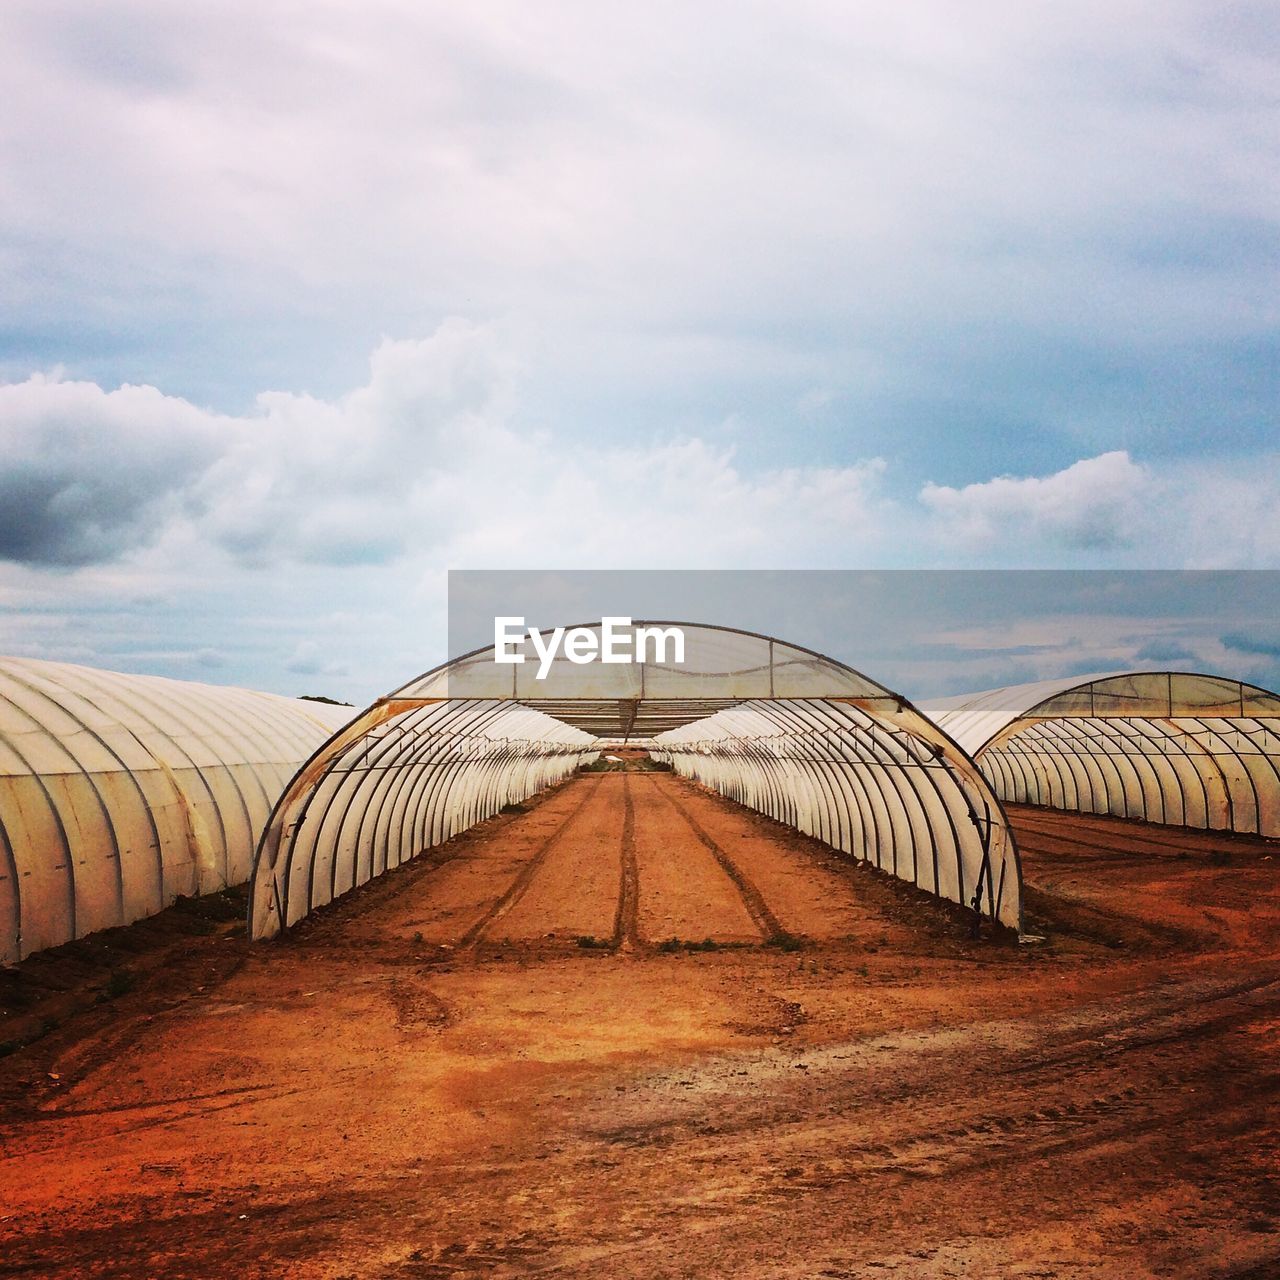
(0, 657, 350, 964)
(924, 671, 1280, 837)
(651, 700, 1020, 929)
(250, 624, 1022, 938)
(249, 699, 597, 938)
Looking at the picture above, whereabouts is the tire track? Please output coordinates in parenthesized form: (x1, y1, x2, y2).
(655, 781, 785, 943)
(572, 971, 1280, 1156)
(611, 776, 639, 953)
(286, 782, 577, 950)
(457, 775, 606, 948)
(1017, 829, 1176, 863)
(2, 1080, 328, 1158)
(368, 979, 1280, 1279)
(1016, 827, 1188, 862)
(1010, 808, 1273, 858)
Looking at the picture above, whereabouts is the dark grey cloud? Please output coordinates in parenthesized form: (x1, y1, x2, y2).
(0, 376, 222, 566)
(0, 465, 166, 565)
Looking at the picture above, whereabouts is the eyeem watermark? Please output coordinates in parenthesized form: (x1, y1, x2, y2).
(494, 617, 686, 680)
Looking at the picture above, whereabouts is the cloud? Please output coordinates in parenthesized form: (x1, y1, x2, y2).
(197, 320, 517, 566)
(796, 387, 836, 414)
(2, 324, 1278, 590)
(0, 321, 899, 573)
(1133, 639, 1198, 663)
(0, 372, 224, 565)
(1222, 631, 1280, 659)
(0, 0, 1273, 494)
(1160, 457, 1280, 569)
(919, 451, 1152, 552)
(285, 640, 349, 678)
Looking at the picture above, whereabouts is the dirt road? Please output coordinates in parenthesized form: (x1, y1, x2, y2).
(1, 772, 1277, 1278)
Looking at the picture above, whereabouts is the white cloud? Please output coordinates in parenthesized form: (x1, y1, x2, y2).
(0, 320, 900, 574)
(285, 640, 349, 678)
(196, 319, 515, 566)
(0, 3, 1274, 696)
(919, 451, 1153, 552)
(0, 318, 1275, 705)
(3, 328, 1276, 591)
(796, 387, 836, 414)
(1159, 454, 1280, 568)
(1, 0, 1274, 444)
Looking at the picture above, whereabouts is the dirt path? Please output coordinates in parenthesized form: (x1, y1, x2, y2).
(1, 774, 1277, 1278)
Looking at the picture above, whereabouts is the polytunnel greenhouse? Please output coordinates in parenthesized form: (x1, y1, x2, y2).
(0, 657, 350, 964)
(249, 623, 1022, 938)
(923, 671, 1280, 837)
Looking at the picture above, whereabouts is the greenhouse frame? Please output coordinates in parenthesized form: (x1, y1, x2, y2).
(923, 671, 1280, 837)
(0, 657, 350, 964)
(248, 623, 1022, 938)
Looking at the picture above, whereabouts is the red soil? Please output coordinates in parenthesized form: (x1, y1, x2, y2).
(0, 775, 1277, 1278)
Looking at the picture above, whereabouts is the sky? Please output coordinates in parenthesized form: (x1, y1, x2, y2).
(0, 1, 1277, 704)
(448, 570, 1280, 701)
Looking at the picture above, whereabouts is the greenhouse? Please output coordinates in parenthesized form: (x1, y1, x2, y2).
(249, 623, 1022, 938)
(0, 657, 350, 964)
(923, 671, 1280, 837)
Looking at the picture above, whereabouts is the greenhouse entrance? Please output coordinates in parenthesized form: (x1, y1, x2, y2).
(248, 622, 1024, 941)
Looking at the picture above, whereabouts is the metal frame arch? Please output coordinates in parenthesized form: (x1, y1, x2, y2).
(0, 670, 135, 936)
(924, 671, 1280, 839)
(249, 623, 1024, 939)
(317, 701, 507, 908)
(1213, 716, 1280, 832)
(0, 700, 83, 958)
(784, 698, 956, 900)
(249, 696, 597, 939)
(286, 701, 522, 926)
(390, 620, 899, 702)
(65, 663, 237, 886)
(652, 695, 1019, 928)
(1185, 716, 1264, 833)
